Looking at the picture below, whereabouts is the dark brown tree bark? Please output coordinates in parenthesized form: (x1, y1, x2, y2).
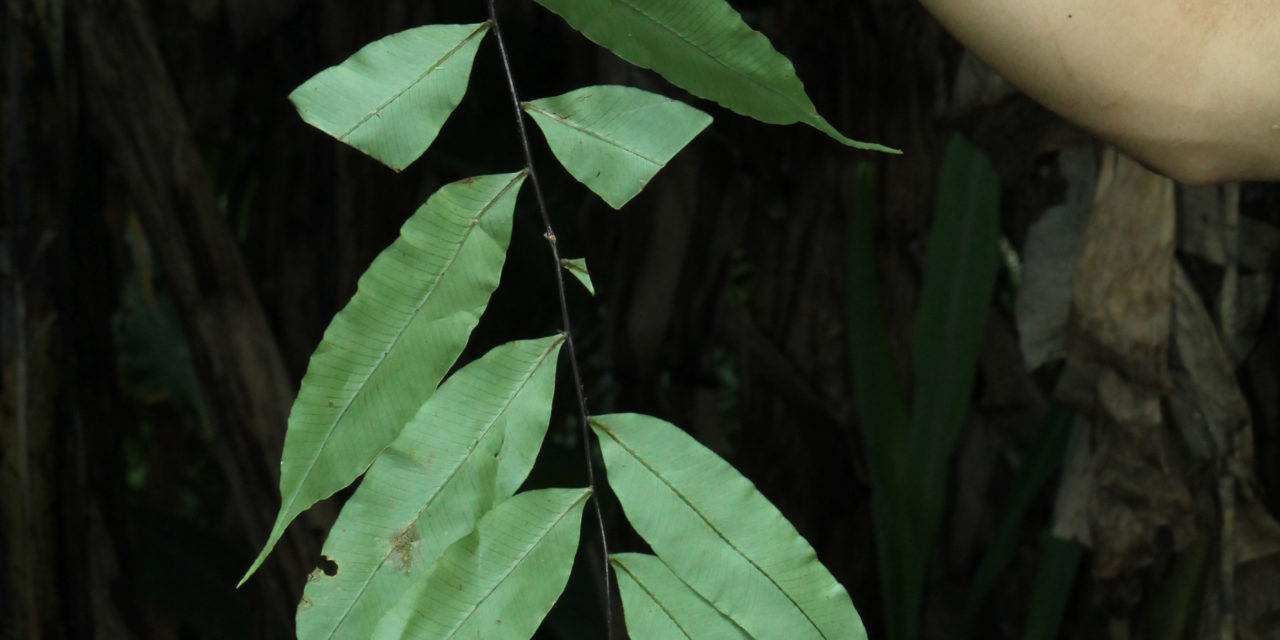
(67, 0, 324, 633)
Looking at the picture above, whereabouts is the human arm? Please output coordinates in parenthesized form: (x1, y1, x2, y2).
(920, 0, 1280, 184)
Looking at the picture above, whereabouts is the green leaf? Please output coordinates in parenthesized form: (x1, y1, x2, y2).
(296, 335, 564, 639)
(289, 23, 490, 171)
(531, 0, 897, 153)
(845, 162, 910, 471)
(241, 172, 527, 585)
(956, 408, 1074, 640)
(591, 413, 865, 640)
(864, 135, 998, 640)
(1021, 535, 1083, 640)
(522, 85, 711, 209)
(843, 161, 919, 640)
(909, 134, 1000, 533)
(372, 488, 590, 639)
(612, 553, 750, 639)
(560, 258, 595, 296)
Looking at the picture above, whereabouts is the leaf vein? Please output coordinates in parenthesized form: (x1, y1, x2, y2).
(443, 491, 589, 638)
(524, 102, 662, 166)
(337, 22, 489, 141)
(324, 336, 562, 639)
(279, 172, 523, 533)
(612, 559, 695, 639)
(610, 0, 814, 117)
(597, 422, 827, 638)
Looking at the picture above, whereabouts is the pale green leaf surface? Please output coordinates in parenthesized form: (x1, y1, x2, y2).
(289, 23, 489, 171)
(295, 335, 564, 639)
(591, 414, 866, 640)
(372, 488, 590, 640)
(613, 553, 750, 639)
(530, 0, 896, 153)
(560, 258, 595, 296)
(242, 172, 526, 585)
(523, 86, 711, 209)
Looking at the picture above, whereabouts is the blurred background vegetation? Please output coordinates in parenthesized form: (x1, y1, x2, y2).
(4, 0, 1280, 638)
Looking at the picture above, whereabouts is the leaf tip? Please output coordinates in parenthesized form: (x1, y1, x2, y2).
(560, 257, 596, 295)
(236, 561, 259, 589)
(836, 135, 900, 155)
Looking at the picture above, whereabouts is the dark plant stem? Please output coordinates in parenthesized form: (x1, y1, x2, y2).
(485, 2, 613, 635)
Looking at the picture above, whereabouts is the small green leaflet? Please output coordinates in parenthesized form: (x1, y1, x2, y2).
(523, 85, 712, 209)
(591, 414, 867, 639)
(241, 172, 526, 586)
(289, 23, 490, 171)
(371, 488, 590, 639)
(296, 336, 564, 639)
(531, 0, 897, 153)
(613, 553, 750, 639)
(560, 258, 595, 295)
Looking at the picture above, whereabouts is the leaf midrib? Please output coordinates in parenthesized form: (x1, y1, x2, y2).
(338, 22, 490, 141)
(595, 420, 828, 638)
(524, 102, 662, 166)
(609, 0, 814, 119)
(442, 490, 590, 638)
(325, 337, 562, 639)
(612, 558, 695, 639)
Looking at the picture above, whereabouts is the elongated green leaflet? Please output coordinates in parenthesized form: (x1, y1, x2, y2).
(296, 336, 564, 639)
(241, 172, 527, 586)
(289, 23, 489, 171)
(591, 413, 866, 639)
(531, 0, 897, 153)
(523, 85, 711, 209)
(372, 488, 590, 639)
(613, 553, 750, 639)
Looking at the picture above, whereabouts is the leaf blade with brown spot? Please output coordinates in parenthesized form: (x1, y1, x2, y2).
(295, 335, 564, 639)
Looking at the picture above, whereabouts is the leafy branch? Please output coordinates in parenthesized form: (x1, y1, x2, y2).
(241, 0, 894, 637)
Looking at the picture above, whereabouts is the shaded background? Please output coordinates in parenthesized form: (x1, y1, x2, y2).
(4, 0, 1280, 638)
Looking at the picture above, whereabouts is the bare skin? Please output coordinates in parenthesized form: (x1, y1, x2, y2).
(921, 0, 1280, 184)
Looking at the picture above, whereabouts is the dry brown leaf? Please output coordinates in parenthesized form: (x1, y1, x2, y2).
(1088, 370, 1196, 584)
(1168, 265, 1252, 462)
(1016, 145, 1097, 370)
(1048, 149, 1195, 617)
(1178, 186, 1280, 274)
(1066, 148, 1176, 391)
(1043, 145, 1280, 640)
(1051, 415, 1095, 546)
(1176, 183, 1278, 365)
(1168, 263, 1280, 639)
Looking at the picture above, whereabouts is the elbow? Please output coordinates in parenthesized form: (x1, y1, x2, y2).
(1133, 144, 1266, 187)
(1128, 130, 1280, 186)
(1154, 154, 1228, 187)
